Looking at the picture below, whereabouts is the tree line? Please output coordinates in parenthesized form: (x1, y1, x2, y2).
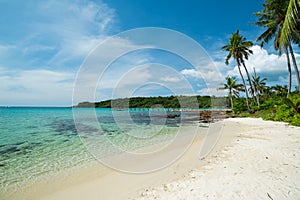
(218, 0, 300, 126)
(74, 95, 226, 109)
(220, 0, 299, 113)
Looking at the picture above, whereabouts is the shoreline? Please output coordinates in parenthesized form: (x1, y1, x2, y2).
(5, 118, 300, 199)
(134, 118, 300, 199)
(47, 125, 215, 200)
(36, 120, 237, 200)
(4, 123, 211, 199)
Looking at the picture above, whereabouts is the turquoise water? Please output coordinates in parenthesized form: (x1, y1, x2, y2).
(0, 108, 90, 194)
(0, 107, 198, 195)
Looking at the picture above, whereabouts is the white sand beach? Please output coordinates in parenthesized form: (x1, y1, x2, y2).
(11, 118, 300, 200)
(134, 118, 300, 200)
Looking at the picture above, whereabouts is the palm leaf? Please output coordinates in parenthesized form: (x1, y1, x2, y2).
(282, 97, 298, 113)
(280, 0, 300, 48)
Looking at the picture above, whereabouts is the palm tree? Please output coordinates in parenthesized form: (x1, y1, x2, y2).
(219, 76, 244, 111)
(285, 46, 292, 95)
(263, 86, 272, 98)
(280, 0, 300, 48)
(270, 85, 288, 97)
(222, 30, 254, 113)
(288, 41, 300, 92)
(283, 95, 300, 114)
(251, 75, 267, 102)
(255, 0, 300, 93)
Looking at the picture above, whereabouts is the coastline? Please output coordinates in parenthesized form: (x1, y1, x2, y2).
(134, 118, 300, 199)
(30, 119, 237, 200)
(6, 118, 300, 199)
(44, 125, 216, 200)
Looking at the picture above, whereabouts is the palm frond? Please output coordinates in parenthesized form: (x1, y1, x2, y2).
(256, 26, 277, 47)
(280, 0, 300, 48)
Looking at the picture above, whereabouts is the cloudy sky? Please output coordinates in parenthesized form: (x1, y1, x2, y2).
(0, 0, 299, 106)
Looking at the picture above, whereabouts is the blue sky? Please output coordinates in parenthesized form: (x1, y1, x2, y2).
(0, 0, 299, 106)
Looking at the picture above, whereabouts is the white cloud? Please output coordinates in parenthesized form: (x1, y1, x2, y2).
(198, 88, 227, 97)
(226, 45, 288, 76)
(180, 65, 224, 88)
(180, 45, 300, 96)
(0, 69, 74, 106)
(0, 0, 118, 106)
(0, 0, 116, 69)
(206, 45, 300, 88)
(181, 69, 202, 79)
(0, 44, 15, 53)
(74, 39, 153, 89)
(181, 68, 223, 79)
(217, 45, 300, 86)
(93, 63, 195, 100)
(33, 0, 115, 66)
(23, 45, 56, 55)
(245, 46, 286, 72)
(36, 0, 114, 35)
(114, 67, 152, 87)
(160, 76, 183, 83)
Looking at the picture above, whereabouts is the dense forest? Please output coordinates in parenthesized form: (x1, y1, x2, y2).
(74, 95, 226, 109)
(228, 88, 300, 126)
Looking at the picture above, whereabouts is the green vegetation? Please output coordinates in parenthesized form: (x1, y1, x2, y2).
(75, 95, 218, 109)
(280, 0, 300, 48)
(230, 92, 300, 126)
(218, 76, 244, 111)
(255, 0, 300, 92)
(222, 30, 254, 113)
(223, 0, 300, 126)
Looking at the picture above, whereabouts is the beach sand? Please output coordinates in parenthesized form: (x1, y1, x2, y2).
(134, 118, 300, 200)
(10, 118, 300, 199)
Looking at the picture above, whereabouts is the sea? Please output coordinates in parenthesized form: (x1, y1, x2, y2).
(0, 107, 202, 196)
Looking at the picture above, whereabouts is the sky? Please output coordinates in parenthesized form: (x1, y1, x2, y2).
(0, 0, 299, 106)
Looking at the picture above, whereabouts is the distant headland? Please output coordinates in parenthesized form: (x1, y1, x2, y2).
(73, 95, 226, 109)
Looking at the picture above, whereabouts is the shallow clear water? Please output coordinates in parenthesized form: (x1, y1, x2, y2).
(0, 107, 198, 194)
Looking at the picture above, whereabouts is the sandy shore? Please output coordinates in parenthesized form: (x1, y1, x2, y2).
(134, 118, 300, 200)
(9, 118, 300, 199)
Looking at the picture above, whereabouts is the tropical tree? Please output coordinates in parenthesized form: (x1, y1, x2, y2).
(282, 95, 300, 114)
(222, 30, 254, 113)
(251, 75, 267, 105)
(219, 76, 244, 111)
(286, 7, 300, 90)
(255, 0, 300, 93)
(280, 0, 300, 48)
(270, 85, 289, 97)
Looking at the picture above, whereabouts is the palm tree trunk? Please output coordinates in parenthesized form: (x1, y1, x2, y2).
(237, 61, 252, 113)
(253, 67, 261, 106)
(242, 62, 259, 107)
(284, 46, 292, 95)
(255, 83, 260, 107)
(252, 81, 260, 107)
(230, 95, 235, 115)
(289, 44, 300, 92)
(242, 62, 255, 97)
(229, 91, 234, 110)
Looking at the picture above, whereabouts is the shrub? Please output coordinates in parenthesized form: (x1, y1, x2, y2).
(261, 112, 275, 121)
(291, 114, 300, 126)
(273, 104, 294, 122)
